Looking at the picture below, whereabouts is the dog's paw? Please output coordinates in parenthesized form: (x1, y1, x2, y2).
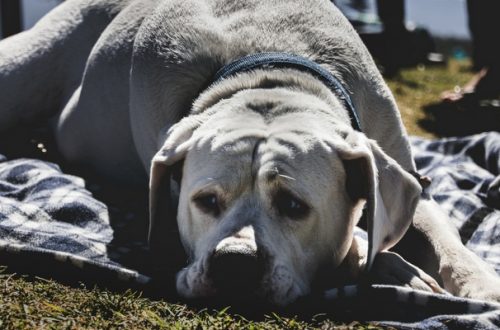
(369, 251, 445, 294)
(441, 258, 500, 303)
(460, 282, 500, 303)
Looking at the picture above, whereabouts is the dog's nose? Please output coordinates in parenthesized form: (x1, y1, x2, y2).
(209, 245, 265, 292)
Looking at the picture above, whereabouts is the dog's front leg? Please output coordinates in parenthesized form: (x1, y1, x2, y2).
(395, 198, 500, 302)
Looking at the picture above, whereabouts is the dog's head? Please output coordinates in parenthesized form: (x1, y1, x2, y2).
(149, 87, 421, 306)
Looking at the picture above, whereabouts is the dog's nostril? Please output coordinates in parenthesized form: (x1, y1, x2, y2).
(209, 248, 264, 291)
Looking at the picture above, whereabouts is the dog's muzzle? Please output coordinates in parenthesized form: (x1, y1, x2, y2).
(208, 229, 265, 295)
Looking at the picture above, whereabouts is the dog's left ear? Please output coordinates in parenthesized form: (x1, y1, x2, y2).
(338, 131, 421, 270)
(148, 117, 201, 279)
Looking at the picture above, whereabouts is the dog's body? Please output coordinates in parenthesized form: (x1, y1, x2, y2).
(1, 0, 499, 306)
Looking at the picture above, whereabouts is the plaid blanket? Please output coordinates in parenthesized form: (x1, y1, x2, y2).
(0, 156, 151, 288)
(1, 132, 500, 328)
(412, 133, 500, 273)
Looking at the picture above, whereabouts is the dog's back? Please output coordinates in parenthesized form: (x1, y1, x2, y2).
(130, 0, 412, 169)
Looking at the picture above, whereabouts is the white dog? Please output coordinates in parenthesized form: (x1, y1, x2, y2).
(1, 0, 499, 306)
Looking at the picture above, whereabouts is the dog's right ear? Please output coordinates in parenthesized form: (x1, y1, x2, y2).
(148, 117, 201, 280)
(337, 131, 421, 270)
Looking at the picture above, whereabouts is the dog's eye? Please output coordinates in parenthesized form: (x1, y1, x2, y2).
(274, 190, 310, 220)
(193, 193, 220, 216)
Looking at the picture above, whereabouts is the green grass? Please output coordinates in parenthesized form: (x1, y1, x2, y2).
(0, 59, 478, 329)
(0, 268, 379, 329)
(387, 59, 473, 138)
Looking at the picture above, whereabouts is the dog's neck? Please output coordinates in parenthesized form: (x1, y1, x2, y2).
(192, 68, 355, 129)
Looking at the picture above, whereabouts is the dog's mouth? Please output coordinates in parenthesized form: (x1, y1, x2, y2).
(177, 268, 270, 309)
(176, 251, 304, 307)
(185, 279, 278, 312)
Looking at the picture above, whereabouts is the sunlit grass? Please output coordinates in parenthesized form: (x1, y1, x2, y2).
(387, 59, 473, 138)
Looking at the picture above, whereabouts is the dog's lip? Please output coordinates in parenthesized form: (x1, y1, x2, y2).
(182, 280, 267, 309)
(178, 267, 301, 308)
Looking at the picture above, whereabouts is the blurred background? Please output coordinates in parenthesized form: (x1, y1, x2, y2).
(0, 0, 473, 77)
(1, 0, 471, 44)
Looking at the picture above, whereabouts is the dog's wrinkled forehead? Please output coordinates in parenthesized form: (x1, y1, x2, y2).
(191, 88, 349, 151)
(183, 90, 347, 191)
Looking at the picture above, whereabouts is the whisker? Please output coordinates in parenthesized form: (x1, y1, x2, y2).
(278, 174, 296, 181)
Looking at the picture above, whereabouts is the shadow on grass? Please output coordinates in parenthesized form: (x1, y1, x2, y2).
(419, 101, 500, 137)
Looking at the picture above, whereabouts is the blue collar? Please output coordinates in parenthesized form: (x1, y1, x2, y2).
(211, 52, 362, 132)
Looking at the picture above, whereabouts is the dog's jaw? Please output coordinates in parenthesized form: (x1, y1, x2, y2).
(263, 264, 310, 306)
(176, 257, 308, 306)
(176, 256, 216, 300)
